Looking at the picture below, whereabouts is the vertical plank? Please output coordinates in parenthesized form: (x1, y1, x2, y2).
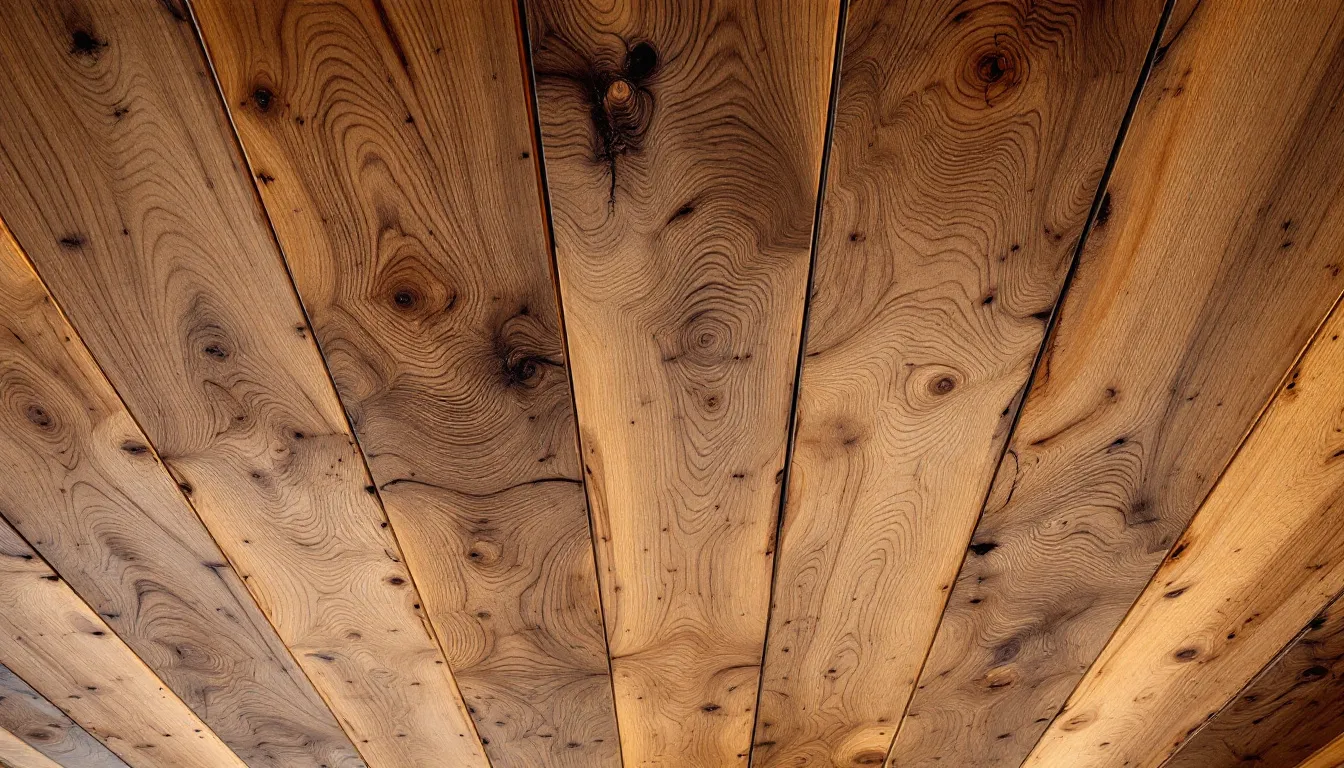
(0, 2, 486, 765)
(1164, 590, 1344, 768)
(888, 0, 1344, 764)
(0, 663, 128, 768)
(0, 222, 360, 767)
(527, 1, 840, 764)
(188, 1, 619, 764)
(0, 522, 246, 768)
(0, 726, 63, 768)
(1024, 300, 1344, 766)
(752, 1, 1164, 764)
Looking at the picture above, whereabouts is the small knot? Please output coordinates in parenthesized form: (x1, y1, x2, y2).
(606, 79, 633, 107)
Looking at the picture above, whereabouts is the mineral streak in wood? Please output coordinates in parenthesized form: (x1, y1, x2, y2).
(1025, 294, 1344, 766)
(1165, 590, 1344, 768)
(527, 1, 840, 764)
(0, 664, 127, 768)
(887, 0, 1344, 764)
(0, 522, 246, 768)
(189, 1, 618, 764)
(752, 1, 1163, 764)
(0, 2, 485, 765)
(0, 222, 360, 768)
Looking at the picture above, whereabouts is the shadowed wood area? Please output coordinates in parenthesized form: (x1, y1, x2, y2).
(0, 522, 246, 768)
(0, 2, 484, 765)
(752, 1, 1163, 765)
(1299, 733, 1344, 768)
(1165, 590, 1344, 768)
(1025, 298, 1344, 767)
(0, 665, 126, 768)
(0, 726, 63, 768)
(887, 0, 1344, 764)
(0, 222, 360, 767)
(527, 0, 839, 764)
(189, 1, 619, 765)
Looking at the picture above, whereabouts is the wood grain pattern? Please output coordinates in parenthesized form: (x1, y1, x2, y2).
(0, 663, 128, 768)
(0, 220, 360, 767)
(1024, 297, 1344, 767)
(0, 725, 63, 768)
(1299, 733, 1344, 768)
(752, 2, 1163, 765)
(887, 0, 1344, 764)
(0, 521, 246, 768)
(0, 2, 485, 765)
(528, 1, 839, 764)
(1164, 590, 1344, 768)
(189, 1, 619, 764)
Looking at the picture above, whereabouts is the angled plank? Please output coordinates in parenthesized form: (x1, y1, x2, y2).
(189, 1, 618, 764)
(1300, 734, 1344, 768)
(888, 1, 1344, 765)
(0, 221, 360, 767)
(0, 725, 63, 768)
(528, 1, 840, 764)
(0, 2, 486, 765)
(1164, 590, 1344, 768)
(0, 522, 246, 768)
(752, 1, 1164, 764)
(0, 663, 128, 768)
(1024, 298, 1344, 766)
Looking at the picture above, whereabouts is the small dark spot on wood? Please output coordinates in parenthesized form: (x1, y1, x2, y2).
(58, 235, 85, 249)
(70, 30, 107, 58)
(1163, 587, 1186, 599)
(253, 87, 274, 112)
(387, 577, 405, 586)
(202, 344, 228, 360)
(120, 441, 149, 455)
(393, 289, 418, 309)
(1174, 647, 1199, 661)
(970, 541, 998, 556)
(626, 42, 658, 81)
(25, 405, 53, 428)
(701, 704, 720, 712)
(667, 203, 696, 225)
(1302, 665, 1329, 680)
(1095, 192, 1112, 227)
(256, 171, 276, 185)
(932, 376, 957, 395)
(178, 482, 193, 496)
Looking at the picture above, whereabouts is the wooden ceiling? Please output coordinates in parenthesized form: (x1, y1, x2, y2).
(0, 1, 1343, 767)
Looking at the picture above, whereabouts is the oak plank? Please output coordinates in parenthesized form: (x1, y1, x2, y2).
(1024, 298, 1344, 766)
(888, 0, 1344, 764)
(753, 1, 1164, 764)
(0, 522, 246, 768)
(1299, 733, 1344, 768)
(1164, 590, 1344, 768)
(0, 663, 128, 768)
(189, 1, 618, 764)
(0, 2, 486, 765)
(527, 1, 840, 764)
(0, 221, 360, 767)
(0, 725, 63, 768)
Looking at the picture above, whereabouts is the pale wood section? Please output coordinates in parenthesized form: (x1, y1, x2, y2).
(1300, 733, 1344, 768)
(0, 664, 128, 768)
(189, 1, 618, 764)
(528, 0, 839, 764)
(888, 1, 1344, 764)
(752, 1, 1164, 764)
(0, 222, 360, 767)
(1026, 299, 1344, 765)
(0, 2, 485, 766)
(1165, 590, 1344, 768)
(0, 725, 63, 768)
(0, 523, 246, 768)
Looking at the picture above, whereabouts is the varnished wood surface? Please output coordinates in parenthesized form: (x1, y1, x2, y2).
(1025, 298, 1344, 766)
(190, 1, 618, 764)
(528, 0, 840, 764)
(0, 664, 126, 768)
(1299, 733, 1344, 768)
(0, 222, 359, 767)
(0, 725, 63, 768)
(753, 1, 1163, 764)
(1165, 587, 1344, 768)
(888, 0, 1344, 764)
(0, 522, 246, 768)
(0, 2, 484, 765)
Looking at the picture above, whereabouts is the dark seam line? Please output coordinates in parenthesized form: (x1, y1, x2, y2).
(745, 1, 850, 765)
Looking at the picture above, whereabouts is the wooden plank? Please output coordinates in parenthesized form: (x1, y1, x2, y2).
(1024, 298, 1344, 766)
(0, 221, 360, 767)
(0, 725, 63, 768)
(1300, 733, 1344, 768)
(887, 0, 1344, 764)
(188, 1, 618, 764)
(0, 521, 246, 768)
(752, 0, 1164, 764)
(1164, 590, 1344, 768)
(0, 664, 128, 768)
(0, 2, 485, 766)
(527, 1, 840, 764)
